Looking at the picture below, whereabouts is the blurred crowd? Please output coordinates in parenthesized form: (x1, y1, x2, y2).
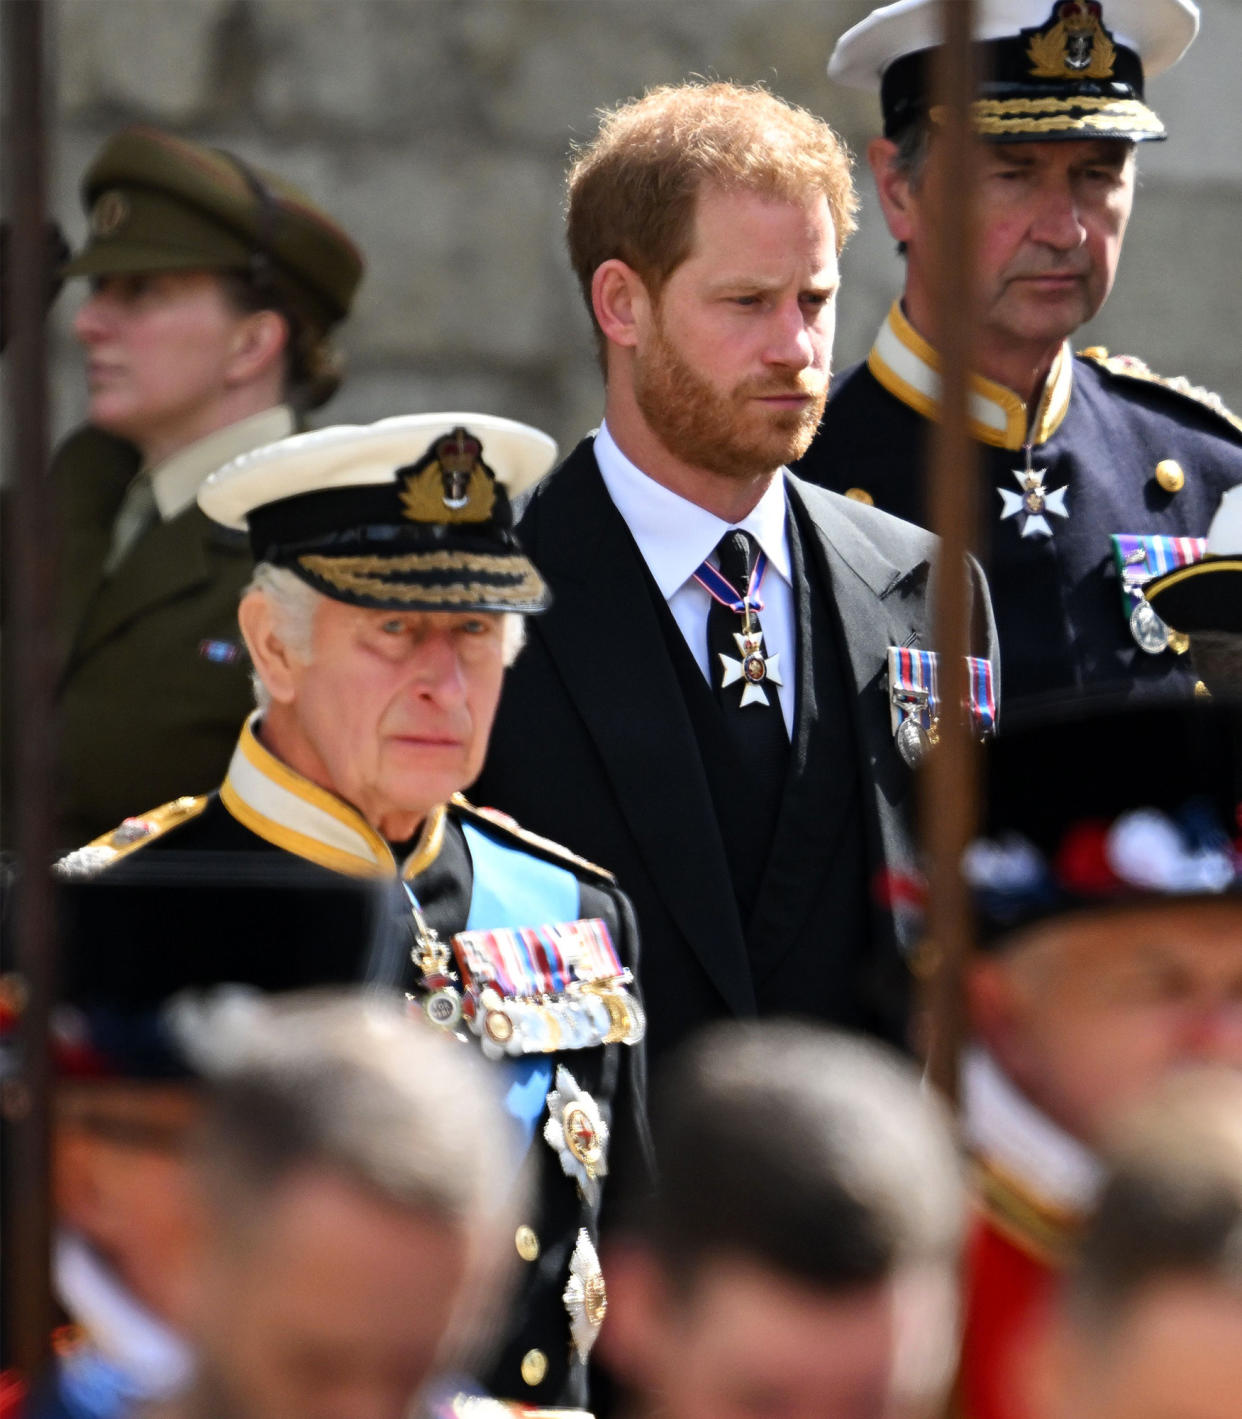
(4, 3, 1242, 1419)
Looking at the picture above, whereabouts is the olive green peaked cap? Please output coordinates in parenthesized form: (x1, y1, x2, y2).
(63, 125, 364, 328)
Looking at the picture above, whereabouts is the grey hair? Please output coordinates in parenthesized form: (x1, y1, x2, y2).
(241, 561, 527, 710)
(1068, 1069, 1242, 1334)
(891, 120, 932, 187)
(190, 990, 524, 1365)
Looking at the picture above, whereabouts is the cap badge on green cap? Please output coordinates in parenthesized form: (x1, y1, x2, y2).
(399, 426, 497, 525)
(90, 190, 130, 239)
(1026, 1, 1117, 79)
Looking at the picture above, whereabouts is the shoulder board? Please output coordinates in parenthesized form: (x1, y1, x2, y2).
(450, 794, 616, 883)
(53, 795, 209, 880)
(1077, 346, 1242, 438)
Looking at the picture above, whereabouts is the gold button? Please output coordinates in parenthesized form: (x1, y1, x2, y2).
(515, 1224, 540, 1262)
(1155, 459, 1185, 493)
(521, 1348, 548, 1387)
(1079, 344, 1109, 361)
(1167, 629, 1190, 655)
(844, 487, 874, 506)
(1195, 680, 1212, 700)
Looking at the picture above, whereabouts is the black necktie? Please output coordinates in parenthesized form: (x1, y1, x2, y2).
(706, 530, 789, 838)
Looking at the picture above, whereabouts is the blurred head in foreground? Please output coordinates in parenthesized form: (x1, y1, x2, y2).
(1032, 1070, 1242, 1419)
(963, 700, 1242, 1151)
(599, 1021, 963, 1419)
(181, 993, 518, 1419)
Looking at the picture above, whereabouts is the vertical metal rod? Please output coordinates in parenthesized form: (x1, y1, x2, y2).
(920, 0, 982, 1105)
(2, 0, 57, 1377)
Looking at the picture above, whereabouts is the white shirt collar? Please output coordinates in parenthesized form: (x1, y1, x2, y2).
(961, 1045, 1104, 1214)
(593, 421, 792, 599)
(148, 406, 295, 522)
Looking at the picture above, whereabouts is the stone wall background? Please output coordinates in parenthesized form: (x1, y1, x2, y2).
(20, 0, 1242, 455)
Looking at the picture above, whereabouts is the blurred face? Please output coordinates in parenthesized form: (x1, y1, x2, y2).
(633, 185, 838, 481)
(898, 138, 1134, 385)
(1040, 1280, 1242, 1419)
(54, 1085, 202, 1325)
(275, 602, 508, 839)
(72, 271, 256, 457)
(192, 1170, 467, 1419)
(612, 1255, 938, 1419)
(970, 901, 1242, 1146)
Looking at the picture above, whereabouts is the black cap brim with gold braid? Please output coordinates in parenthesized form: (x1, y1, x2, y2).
(830, 0, 1199, 145)
(199, 413, 556, 615)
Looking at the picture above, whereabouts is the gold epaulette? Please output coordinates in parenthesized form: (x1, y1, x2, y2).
(1078, 346, 1242, 437)
(451, 793, 616, 883)
(53, 795, 209, 879)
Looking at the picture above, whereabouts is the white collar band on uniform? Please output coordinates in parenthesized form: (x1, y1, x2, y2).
(868, 302, 1073, 451)
(594, 420, 792, 597)
(220, 713, 445, 878)
(54, 1230, 194, 1399)
(148, 405, 295, 523)
(961, 1045, 1104, 1214)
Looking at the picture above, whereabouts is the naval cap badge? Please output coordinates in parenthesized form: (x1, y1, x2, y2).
(398, 425, 497, 525)
(1025, 1, 1117, 80)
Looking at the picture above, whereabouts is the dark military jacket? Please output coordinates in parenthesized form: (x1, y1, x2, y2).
(52, 414, 295, 849)
(56, 717, 650, 1413)
(794, 303, 1242, 706)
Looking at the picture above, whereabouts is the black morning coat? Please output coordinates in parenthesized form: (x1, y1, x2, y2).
(473, 436, 998, 1074)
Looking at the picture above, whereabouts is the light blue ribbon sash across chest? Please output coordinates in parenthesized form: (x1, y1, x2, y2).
(461, 821, 580, 1149)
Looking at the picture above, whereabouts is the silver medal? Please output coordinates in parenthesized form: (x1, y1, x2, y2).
(1130, 597, 1170, 655)
(896, 715, 931, 768)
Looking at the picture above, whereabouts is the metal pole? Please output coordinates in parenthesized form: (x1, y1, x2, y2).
(920, 0, 982, 1105)
(2, 0, 57, 1377)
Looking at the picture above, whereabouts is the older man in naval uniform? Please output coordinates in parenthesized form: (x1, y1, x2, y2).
(54, 413, 649, 1417)
(795, 0, 1242, 706)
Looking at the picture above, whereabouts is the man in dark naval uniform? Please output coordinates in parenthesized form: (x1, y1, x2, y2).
(55, 412, 650, 1417)
(473, 81, 996, 1072)
(52, 126, 364, 847)
(794, 0, 1242, 707)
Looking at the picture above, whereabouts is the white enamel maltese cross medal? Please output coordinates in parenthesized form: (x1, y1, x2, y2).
(998, 464, 1069, 539)
(718, 629, 783, 709)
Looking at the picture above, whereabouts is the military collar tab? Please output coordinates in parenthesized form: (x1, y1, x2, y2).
(867, 302, 1073, 451)
(148, 406, 295, 523)
(220, 714, 445, 878)
(961, 1046, 1103, 1216)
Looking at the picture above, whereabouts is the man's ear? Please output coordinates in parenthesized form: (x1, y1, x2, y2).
(592, 259, 651, 352)
(225, 309, 289, 387)
(238, 591, 301, 706)
(868, 137, 919, 247)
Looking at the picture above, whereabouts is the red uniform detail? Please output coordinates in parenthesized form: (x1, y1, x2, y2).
(959, 1209, 1061, 1419)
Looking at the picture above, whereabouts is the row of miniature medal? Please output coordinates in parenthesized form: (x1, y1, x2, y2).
(403, 885, 644, 1057)
(887, 646, 997, 769)
(1112, 533, 1205, 655)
